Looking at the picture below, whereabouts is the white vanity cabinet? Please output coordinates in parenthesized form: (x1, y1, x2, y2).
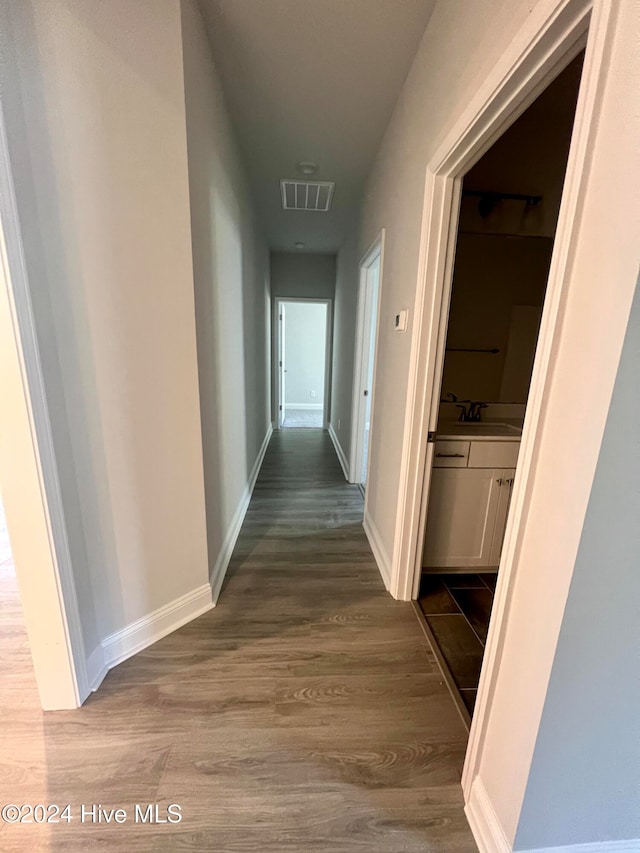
(422, 434, 519, 570)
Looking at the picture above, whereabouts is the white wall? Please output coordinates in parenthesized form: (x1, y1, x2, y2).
(356, 0, 639, 845)
(329, 225, 360, 464)
(514, 278, 640, 850)
(3, 1, 209, 655)
(271, 252, 336, 299)
(283, 301, 327, 407)
(181, 0, 271, 588)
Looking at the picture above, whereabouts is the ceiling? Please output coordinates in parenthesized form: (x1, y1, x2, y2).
(197, 0, 436, 254)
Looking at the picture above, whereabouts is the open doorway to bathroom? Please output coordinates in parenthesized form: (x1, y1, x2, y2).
(415, 51, 585, 726)
(274, 298, 332, 429)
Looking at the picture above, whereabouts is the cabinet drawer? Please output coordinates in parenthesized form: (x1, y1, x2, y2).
(468, 440, 520, 468)
(433, 440, 470, 467)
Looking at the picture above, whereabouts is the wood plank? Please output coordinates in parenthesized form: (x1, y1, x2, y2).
(0, 431, 476, 851)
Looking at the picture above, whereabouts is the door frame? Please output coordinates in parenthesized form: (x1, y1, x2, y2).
(0, 107, 88, 709)
(349, 229, 385, 486)
(384, 0, 620, 809)
(272, 296, 333, 430)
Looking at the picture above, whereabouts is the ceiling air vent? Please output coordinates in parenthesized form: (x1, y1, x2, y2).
(280, 180, 335, 212)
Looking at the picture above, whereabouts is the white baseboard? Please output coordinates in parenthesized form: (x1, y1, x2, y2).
(465, 778, 511, 853)
(286, 402, 323, 410)
(363, 510, 392, 590)
(465, 777, 639, 853)
(209, 423, 273, 601)
(328, 423, 350, 481)
(87, 425, 273, 695)
(86, 642, 108, 693)
(520, 841, 640, 852)
(100, 583, 214, 676)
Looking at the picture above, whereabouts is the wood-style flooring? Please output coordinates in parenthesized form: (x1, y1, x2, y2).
(0, 430, 476, 852)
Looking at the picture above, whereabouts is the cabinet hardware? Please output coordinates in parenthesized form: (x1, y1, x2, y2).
(435, 453, 466, 458)
(497, 478, 504, 485)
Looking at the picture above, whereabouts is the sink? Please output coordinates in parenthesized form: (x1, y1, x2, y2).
(436, 421, 522, 439)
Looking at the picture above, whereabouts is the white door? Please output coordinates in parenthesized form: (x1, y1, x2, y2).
(351, 248, 381, 485)
(423, 467, 504, 568)
(361, 256, 380, 483)
(278, 304, 286, 427)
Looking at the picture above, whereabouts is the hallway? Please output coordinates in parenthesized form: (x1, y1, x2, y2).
(0, 431, 474, 852)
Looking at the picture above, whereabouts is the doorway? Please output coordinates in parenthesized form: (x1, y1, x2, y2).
(349, 232, 383, 489)
(413, 52, 585, 726)
(274, 298, 332, 429)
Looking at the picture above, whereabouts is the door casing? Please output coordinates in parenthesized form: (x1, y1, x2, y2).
(272, 297, 333, 430)
(349, 230, 385, 487)
(377, 0, 628, 829)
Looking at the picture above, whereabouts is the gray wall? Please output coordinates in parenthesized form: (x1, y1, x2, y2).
(181, 0, 271, 580)
(329, 226, 360, 469)
(3, 0, 209, 648)
(283, 302, 327, 408)
(271, 252, 336, 299)
(514, 279, 640, 850)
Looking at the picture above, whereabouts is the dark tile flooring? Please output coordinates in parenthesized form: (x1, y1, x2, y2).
(418, 573, 497, 717)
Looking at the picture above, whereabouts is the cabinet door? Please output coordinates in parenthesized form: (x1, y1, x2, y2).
(489, 468, 516, 566)
(423, 467, 504, 568)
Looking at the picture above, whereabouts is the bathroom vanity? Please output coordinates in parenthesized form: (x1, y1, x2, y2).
(422, 422, 522, 570)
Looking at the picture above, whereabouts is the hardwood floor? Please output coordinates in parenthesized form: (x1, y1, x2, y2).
(0, 430, 476, 852)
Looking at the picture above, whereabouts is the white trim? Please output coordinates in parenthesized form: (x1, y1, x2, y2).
(86, 643, 109, 693)
(100, 584, 214, 672)
(209, 424, 272, 601)
(363, 510, 391, 590)
(465, 779, 639, 853)
(390, 0, 591, 603)
(87, 425, 273, 692)
(349, 230, 385, 484)
(520, 841, 640, 852)
(0, 107, 88, 708)
(465, 778, 511, 853)
(285, 402, 323, 411)
(328, 423, 349, 480)
(463, 0, 615, 810)
(381, 0, 627, 843)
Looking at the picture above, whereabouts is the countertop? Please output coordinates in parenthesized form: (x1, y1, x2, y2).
(435, 420, 523, 441)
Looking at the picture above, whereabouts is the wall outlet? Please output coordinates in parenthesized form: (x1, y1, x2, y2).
(310, 390, 316, 398)
(338, 419, 341, 430)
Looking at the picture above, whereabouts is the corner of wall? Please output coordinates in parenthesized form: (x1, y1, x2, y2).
(363, 510, 392, 590)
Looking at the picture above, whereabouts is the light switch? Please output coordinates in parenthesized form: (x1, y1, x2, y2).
(394, 309, 408, 332)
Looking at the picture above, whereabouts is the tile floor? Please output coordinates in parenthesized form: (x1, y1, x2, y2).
(417, 573, 497, 716)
